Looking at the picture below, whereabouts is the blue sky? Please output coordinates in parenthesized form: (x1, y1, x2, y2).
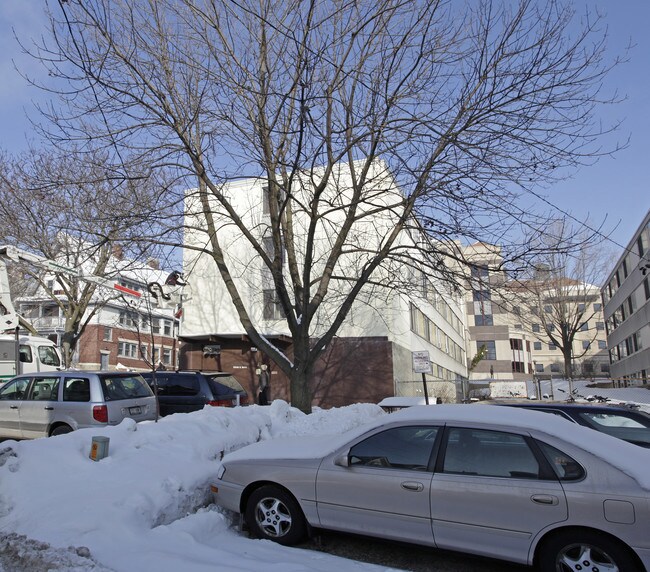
(1, 2, 648, 254)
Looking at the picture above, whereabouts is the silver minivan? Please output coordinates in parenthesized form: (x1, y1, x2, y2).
(0, 371, 156, 438)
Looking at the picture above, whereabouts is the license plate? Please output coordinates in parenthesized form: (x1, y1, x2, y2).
(129, 406, 142, 415)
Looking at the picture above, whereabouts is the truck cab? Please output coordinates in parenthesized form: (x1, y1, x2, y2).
(0, 334, 63, 385)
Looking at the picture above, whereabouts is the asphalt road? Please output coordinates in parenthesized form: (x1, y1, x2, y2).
(300, 530, 532, 572)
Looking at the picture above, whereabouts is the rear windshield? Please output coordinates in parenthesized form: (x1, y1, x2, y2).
(206, 374, 245, 396)
(99, 375, 153, 401)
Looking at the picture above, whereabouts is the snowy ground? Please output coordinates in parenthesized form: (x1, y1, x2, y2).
(0, 379, 648, 572)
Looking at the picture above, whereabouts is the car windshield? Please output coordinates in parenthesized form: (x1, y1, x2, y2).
(206, 374, 245, 396)
(38, 345, 61, 367)
(99, 375, 153, 401)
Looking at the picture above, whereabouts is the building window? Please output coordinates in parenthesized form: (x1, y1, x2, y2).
(582, 340, 590, 350)
(593, 303, 602, 312)
(533, 342, 542, 351)
(535, 363, 544, 373)
(544, 305, 552, 313)
(263, 289, 284, 320)
(596, 322, 604, 331)
(103, 327, 112, 342)
(598, 340, 607, 350)
(532, 323, 540, 333)
(600, 363, 610, 373)
(474, 314, 493, 326)
(471, 265, 489, 279)
(140, 345, 148, 360)
(117, 341, 138, 358)
(163, 320, 172, 336)
(512, 361, 525, 373)
(514, 324, 523, 330)
(162, 348, 172, 365)
(577, 303, 585, 312)
(477, 341, 496, 360)
(550, 363, 560, 373)
(548, 343, 556, 351)
(118, 311, 139, 329)
(580, 322, 589, 331)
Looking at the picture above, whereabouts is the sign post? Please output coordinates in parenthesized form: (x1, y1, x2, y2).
(412, 351, 432, 405)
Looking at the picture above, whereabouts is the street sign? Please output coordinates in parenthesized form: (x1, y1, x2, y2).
(412, 351, 432, 374)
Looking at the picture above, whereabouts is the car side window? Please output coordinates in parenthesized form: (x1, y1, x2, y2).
(19, 345, 33, 363)
(577, 411, 650, 429)
(167, 375, 200, 396)
(349, 426, 439, 471)
(442, 428, 541, 479)
(63, 378, 91, 402)
(0, 378, 31, 400)
(28, 377, 60, 401)
(536, 441, 585, 481)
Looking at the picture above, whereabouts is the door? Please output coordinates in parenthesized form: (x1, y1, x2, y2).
(17, 376, 61, 438)
(0, 377, 32, 438)
(431, 427, 567, 564)
(316, 425, 439, 546)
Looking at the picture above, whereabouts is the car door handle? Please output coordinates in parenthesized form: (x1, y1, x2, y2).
(10, 405, 19, 409)
(531, 494, 559, 506)
(401, 481, 424, 492)
(44, 407, 54, 411)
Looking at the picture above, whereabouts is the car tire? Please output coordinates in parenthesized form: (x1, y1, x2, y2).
(245, 485, 307, 546)
(538, 530, 641, 572)
(50, 425, 73, 437)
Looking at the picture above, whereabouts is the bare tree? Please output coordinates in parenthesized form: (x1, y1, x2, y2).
(24, 0, 621, 411)
(0, 150, 164, 366)
(512, 221, 613, 379)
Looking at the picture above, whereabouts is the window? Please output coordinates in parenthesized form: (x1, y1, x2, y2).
(19, 345, 33, 363)
(548, 343, 556, 351)
(512, 306, 521, 316)
(0, 378, 30, 400)
(473, 290, 491, 302)
(596, 322, 604, 331)
(593, 303, 602, 312)
(597, 340, 607, 350)
(535, 363, 544, 373)
(162, 348, 172, 365)
(601, 363, 610, 373)
(118, 341, 138, 358)
(532, 323, 540, 333)
(28, 377, 59, 401)
(349, 426, 439, 470)
(63, 378, 90, 402)
(263, 289, 284, 320)
(537, 442, 584, 480)
(544, 305, 552, 313)
(471, 265, 489, 279)
(118, 311, 139, 329)
(163, 320, 172, 336)
(514, 324, 523, 330)
(103, 327, 112, 341)
(442, 428, 540, 479)
(577, 303, 585, 312)
(477, 341, 496, 360)
(533, 342, 542, 351)
(550, 363, 560, 372)
(38, 345, 61, 367)
(582, 340, 590, 350)
(580, 322, 589, 331)
(474, 314, 493, 326)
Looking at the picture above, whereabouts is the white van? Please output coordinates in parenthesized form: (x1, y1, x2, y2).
(0, 334, 63, 384)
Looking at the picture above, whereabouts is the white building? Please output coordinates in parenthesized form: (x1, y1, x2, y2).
(602, 209, 650, 384)
(179, 160, 468, 406)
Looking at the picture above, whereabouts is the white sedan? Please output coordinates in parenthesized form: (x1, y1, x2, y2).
(211, 404, 650, 572)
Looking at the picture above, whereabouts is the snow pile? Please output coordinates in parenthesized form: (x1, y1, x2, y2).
(0, 401, 387, 572)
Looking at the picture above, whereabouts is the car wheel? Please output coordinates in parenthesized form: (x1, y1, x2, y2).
(245, 485, 307, 546)
(50, 425, 73, 437)
(539, 530, 641, 572)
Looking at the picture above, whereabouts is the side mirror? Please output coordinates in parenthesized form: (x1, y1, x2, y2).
(334, 450, 350, 467)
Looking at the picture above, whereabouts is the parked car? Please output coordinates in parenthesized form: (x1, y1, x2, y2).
(211, 404, 650, 571)
(0, 371, 156, 439)
(140, 371, 248, 417)
(497, 402, 650, 448)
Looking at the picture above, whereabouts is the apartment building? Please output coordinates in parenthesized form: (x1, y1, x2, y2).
(179, 160, 468, 407)
(602, 209, 650, 384)
(16, 253, 180, 371)
(464, 243, 609, 381)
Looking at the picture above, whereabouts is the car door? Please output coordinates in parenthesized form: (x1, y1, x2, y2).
(0, 377, 32, 438)
(17, 375, 61, 438)
(430, 426, 568, 564)
(316, 425, 440, 546)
